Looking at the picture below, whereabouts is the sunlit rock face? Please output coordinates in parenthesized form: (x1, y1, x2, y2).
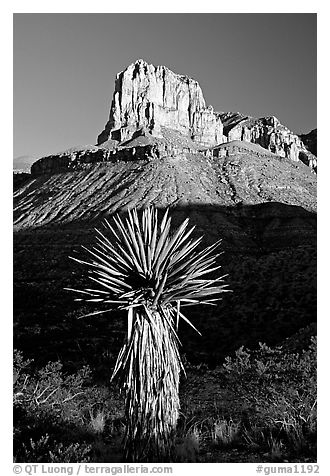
(97, 59, 225, 148)
(30, 60, 317, 175)
(220, 113, 317, 171)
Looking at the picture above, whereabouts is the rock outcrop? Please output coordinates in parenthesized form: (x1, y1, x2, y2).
(31, 145, 114, 175)
(208, 140, 281, 159)
(31, 129, 202, 175)
(97, 59, 225, 148)
(299, 129, 317, 157)
(219, 112, 317, 172)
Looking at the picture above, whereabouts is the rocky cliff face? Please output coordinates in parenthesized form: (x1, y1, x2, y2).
(97, 59, 225, 148)
(300, 129, 317, 157)
(31, 145, 113, 175)
(31, 129, 202, 175)
(30, 60, 317, 176)
(220, 112, 317, 172)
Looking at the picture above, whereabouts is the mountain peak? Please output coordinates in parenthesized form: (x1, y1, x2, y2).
(97, 60, 225, 147)
(29, 60, 316, 176)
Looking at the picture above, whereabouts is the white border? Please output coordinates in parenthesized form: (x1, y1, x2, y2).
(3, 3, 328, 474)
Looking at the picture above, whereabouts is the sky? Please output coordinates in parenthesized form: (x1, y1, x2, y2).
(13, 13, 317, 160)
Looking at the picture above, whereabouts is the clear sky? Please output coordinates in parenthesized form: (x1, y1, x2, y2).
(13, 13, 317, 159)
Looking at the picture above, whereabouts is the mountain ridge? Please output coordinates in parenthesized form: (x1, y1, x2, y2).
(27, 59, 316, 176)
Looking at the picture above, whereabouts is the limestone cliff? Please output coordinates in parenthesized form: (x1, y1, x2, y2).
(220, 112, 317, 172)
(31, 145, 113, 175)
(97, 59, 225, 148)
(30, 60, 317, 176)
(299, 129, 317, 157)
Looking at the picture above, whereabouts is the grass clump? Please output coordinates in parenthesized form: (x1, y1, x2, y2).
(211, 418, 240, 447)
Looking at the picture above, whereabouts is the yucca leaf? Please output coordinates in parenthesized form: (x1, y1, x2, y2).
(168, 235, 203, 266)
(112, 217, 143, 267)
(88, 276, 125, 295)
(152, 217, 171, 266)
(154, 218, 190, 270)
(160, 208, 169, 233)
(131, 211, 148, 273)
(76, 308, 116, 319)
(83, 243, 130, 273)
(125, 214, 145, 268)
(176, 310, 202, 336)
(91, 270, 131, 289)
(176, 301, 180, 331)
(103, 218, 120, 241)
(149, 213, 159, 262)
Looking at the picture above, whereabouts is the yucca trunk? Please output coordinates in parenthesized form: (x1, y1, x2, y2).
(116, 306, 182, 462)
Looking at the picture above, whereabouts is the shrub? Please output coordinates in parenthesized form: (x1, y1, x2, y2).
(222, 337, 317, 457)
(14, 349, 92, 424)
(15, 434, 92, 463)
(13, 350, 120, 462)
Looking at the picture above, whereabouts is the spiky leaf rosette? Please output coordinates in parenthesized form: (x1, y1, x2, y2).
(68, 207, 228, 319)
(67, 207, 229, 461)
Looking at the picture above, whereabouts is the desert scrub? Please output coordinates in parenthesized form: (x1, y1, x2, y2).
(222, 337, 317, 458)
(15, 434, 92, 463)
(13, 350, 122, 463)
(68, 207, 229, 461)
(14, 349, 92, 422)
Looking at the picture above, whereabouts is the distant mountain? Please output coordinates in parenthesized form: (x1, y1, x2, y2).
(13, 155, 36, 173)
(29, 59, 317, 178)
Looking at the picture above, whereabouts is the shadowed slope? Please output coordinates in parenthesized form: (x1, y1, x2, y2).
(14, 202, 316, 367)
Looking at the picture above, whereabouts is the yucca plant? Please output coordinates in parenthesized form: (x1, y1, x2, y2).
(67, 207, 229, 462)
